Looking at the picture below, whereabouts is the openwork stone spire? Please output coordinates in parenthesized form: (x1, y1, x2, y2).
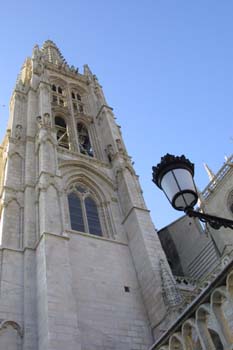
(42, 40, 67, 66)
(41, 40, 79, 75)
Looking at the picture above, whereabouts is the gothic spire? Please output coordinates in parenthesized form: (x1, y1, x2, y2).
(41, 40, 67, 66)
(203, 162, 215, 181)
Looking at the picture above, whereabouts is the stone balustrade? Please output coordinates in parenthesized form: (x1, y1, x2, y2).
(202, 156, 233, 200)
(150, 259, 233, 350)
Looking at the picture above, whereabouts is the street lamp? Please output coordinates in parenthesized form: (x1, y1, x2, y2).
(152, 154, 233, 230)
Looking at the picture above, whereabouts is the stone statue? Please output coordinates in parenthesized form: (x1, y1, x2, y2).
(36, 116, 42, 127)
(15, 124, 23, 140)
(116, 138, 124, 152)
(43, 113, 51, 127)
(106, 144, 115, 162)
(32, 45, 45, 76)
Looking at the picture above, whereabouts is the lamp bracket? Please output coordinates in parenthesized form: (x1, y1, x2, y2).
(185, 208, 233, 230)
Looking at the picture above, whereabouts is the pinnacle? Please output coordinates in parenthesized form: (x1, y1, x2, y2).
(41, 39, 67, 66)
(203, 162, 215, 181)
(42, 39, 58, 48)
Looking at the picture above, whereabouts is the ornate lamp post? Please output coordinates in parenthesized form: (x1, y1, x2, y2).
(152, 154, 233, 230)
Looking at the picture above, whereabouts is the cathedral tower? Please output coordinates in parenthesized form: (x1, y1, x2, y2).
(0, 41, 178, 350)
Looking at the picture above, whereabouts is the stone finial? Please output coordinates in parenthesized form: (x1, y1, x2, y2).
(83, 64, 93, 76)
(203, 162, 215, 181)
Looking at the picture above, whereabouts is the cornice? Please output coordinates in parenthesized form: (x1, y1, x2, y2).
(45, 63, 88, 84)
(57, 148, 111, 169)
(96, 104, 114, 119)
(66, 229, 127, 246)
(122, 206, 150, 225)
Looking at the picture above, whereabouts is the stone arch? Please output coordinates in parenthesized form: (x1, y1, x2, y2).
(208, 328, 224, 350)
(0, 320, 23, 350)
(182, 318, 201, 350)
(196, 303, 216, 349)
(169, 333, 184, 349)
(211, 287, 233, 347)
(60, 161, 114, 191)
(76, 121, 93, 157)
(54, 115, 69, 149)
(50, 76, 68, 109)
(52, 109, 69, 126)
(62, 166, 117, 238)
(68, 82, 88, 95)
(226, 270, 233, 298)
(1, 198, 21, 248)
(49, 75, 68, 90)
(6, 152, 23, 188)
(38, 183, 63, 234)
(0, 320, 23, 337)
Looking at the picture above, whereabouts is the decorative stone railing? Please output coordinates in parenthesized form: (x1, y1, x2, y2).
(175, 276, 197, 287)
(149, 259, 233, 350)
(202, 156, 233, 200)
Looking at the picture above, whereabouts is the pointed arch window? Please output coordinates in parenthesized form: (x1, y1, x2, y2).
(51, 84, 67, 107)
(71, 90, 84, 113)
(68, 185, 102, 236)
(77, 122, 93, 157)
(55, 116, 69, 149)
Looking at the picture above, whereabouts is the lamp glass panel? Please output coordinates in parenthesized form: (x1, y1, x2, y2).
(174, 192, 197, 210)
(160, 170, 180, 203)
(173, 169, 196, 192)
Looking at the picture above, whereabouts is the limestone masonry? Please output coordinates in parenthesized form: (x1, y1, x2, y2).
(1, 41, 233, 350)
(0, 41, 179, 350)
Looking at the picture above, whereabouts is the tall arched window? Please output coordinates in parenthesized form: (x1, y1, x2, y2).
(68, 185, 102, 236)
(71, 90, 84, 113)
(55, 116, 69, 149)
(77, 123, 93, 157)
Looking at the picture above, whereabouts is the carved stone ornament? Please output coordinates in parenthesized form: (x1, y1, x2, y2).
(43, 113, 51, 127)
(106, 144, 115, 162)
(36, 114, 51, 128)
(15, 124, 23, 140)
(32, 44, 45, 76)
(160, 259, 183, 307)
(36, 115, 42, 127)
(116, 138, 124, 152)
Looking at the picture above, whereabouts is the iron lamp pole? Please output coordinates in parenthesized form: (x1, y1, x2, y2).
(152, 154, 233, 230)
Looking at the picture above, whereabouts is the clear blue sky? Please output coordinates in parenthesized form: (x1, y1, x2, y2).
(0, 0, 233, 229)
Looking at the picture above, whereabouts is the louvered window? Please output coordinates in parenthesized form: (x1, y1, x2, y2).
(68, 186, 102, 236)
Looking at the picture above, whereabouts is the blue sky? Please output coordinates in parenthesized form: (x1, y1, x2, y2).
(0, 1, 233, 229)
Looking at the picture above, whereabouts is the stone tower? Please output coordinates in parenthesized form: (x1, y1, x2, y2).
(0, 41, 178, 350)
